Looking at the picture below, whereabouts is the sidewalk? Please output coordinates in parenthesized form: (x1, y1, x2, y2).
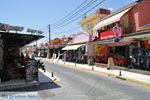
(38, 57, 150, 87)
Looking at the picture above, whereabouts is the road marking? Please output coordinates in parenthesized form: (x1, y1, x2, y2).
(38, 69, 60, 82)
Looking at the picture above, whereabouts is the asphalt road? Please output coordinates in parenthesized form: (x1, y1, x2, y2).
(41, 61, 150, 100)
(2, 61, 150, 100)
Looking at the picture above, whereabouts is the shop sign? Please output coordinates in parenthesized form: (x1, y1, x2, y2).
(99, 25, 123, 40)
(0, 23, 24, 32)
(113, 38, 121, 42)
(26, 60, 38, 82)
(52, 38, 61, 44)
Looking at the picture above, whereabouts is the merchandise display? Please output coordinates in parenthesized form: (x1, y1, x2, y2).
(131, 48, 150, 70)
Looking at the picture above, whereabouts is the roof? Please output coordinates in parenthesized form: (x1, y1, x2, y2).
(93, 8, 131, 30)
(93, 2, 138, 31)
(78, 14, 101, 25)
(0, 31, 44, 47)
(98, 2, 137, 22)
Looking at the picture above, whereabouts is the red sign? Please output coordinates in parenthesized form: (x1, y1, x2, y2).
(52, 38, 61, 44)
(100, 28, 124, 40)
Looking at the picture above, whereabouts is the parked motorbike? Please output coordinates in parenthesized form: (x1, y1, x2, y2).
(37, 60, 46, 72)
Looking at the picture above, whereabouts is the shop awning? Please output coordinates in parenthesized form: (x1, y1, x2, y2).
(62, 44, 85, 50)
(106, 40, 135, 46)
(88, 39, 114, 45)
(123, 30, 150, 41)
(93, 8, 131, 30)
(88, 38, 135, 46)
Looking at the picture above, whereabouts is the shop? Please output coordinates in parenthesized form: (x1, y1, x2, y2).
(62, 31, 92, 64)
(37, 47, 48, 58)
(38, 43, 48, 58)
(106, 41, 132, 66)
(62, 44, 86, 63)
(47, 38, 67, 59)
(94, 44, 108, 63)
(124, 30, 150, 70)
(0, 31, 44, 90)
(91, 21, 135, 68)
(90, 0, 150, 70)
(91, 28, 150, 71)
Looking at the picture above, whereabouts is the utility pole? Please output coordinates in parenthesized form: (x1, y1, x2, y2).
(36, 32, 38, 55)
(49, 24, 51, 43)
(48, 24, 51, 58)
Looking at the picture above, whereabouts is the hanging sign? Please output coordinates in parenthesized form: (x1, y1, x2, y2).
(113, 24, 122, 42)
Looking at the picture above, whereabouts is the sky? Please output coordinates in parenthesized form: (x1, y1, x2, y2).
(0, 0, 136, 44)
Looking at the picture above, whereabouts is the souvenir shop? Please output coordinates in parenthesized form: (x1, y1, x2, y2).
(62, 31, 91, 64)
(129, 41, 149, 70)
(0, 32, 43, 90)
(62, 44, 86, 63)
(48, 38, 67, 59)
(124, 30, 150, 71)
(37, 43, 48, 58)
(38, 48, 47, 58)
(93, 30, 150, 71)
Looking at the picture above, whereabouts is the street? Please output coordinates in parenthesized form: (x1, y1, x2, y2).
(42, 61, 150, 100)
(1, 60, 150, 100)
(0, 0, 150, 100)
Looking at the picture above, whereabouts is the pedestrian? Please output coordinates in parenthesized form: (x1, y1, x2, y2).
(25, 53, 30, 60)
(31, 52, 35, 59)
(21, 52, 24, 60)
(63, 51, 67, 62)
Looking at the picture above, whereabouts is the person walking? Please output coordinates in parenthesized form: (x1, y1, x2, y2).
(31, 52, 35, 59)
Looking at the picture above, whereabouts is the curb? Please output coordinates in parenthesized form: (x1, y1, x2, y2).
(39, 58, 150, 87)
(38, 69, 60, 83)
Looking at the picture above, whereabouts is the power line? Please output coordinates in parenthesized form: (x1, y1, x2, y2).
(53, 0, 98, 27)
(55, 0, 107, 29)
(53, 26, 80, 35)
(52, 0, 88, 26)
(39, 0, 106, 40)
(43, 26, 80, 41)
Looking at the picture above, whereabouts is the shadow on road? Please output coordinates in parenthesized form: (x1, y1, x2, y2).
(0, 71, 61, 92)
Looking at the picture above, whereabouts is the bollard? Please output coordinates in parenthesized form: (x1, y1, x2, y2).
(75, 60, 77, 67)
(119, 70, 122, 76)
(51, 72, 54, 77)
(92, 66, 94, 70)
(64, 61, 65, 64)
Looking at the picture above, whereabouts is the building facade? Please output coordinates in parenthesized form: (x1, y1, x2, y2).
(92, 0, 150, 70)
(78, 8, 110, 37)
(62, 31, 92, 63)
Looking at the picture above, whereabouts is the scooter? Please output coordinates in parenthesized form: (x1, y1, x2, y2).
(37, 60, 46, 72)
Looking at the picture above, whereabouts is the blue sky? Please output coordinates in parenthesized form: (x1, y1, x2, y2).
(0, 0, 136, 44)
